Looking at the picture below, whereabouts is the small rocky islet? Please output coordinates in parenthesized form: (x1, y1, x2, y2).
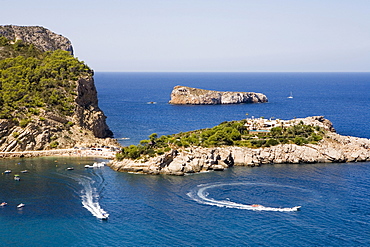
(169, 85, 268, 105)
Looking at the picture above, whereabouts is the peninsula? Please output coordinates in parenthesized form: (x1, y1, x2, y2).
(169, 85, 268, 105)
(0, 25, 118, 152)
(109, 116, 370, 175)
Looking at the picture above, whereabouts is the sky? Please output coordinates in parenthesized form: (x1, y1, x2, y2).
(1, 0, 370, 72)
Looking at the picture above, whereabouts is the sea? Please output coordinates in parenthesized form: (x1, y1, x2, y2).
(1, 72, 369, 246)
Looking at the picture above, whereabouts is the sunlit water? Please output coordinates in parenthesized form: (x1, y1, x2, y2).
(1, 73, 369, 246)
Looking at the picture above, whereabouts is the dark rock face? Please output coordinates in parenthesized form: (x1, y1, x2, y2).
(74, 76, 113, 138)
(0, 25, 73, 55)
(169, 86, 268, 105)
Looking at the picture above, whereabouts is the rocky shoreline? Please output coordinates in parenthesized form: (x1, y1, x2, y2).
(0, 148, 117, 159)
(109, 118, 370, 176)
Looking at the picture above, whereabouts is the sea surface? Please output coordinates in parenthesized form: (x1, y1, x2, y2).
(1, 72, 370, 246)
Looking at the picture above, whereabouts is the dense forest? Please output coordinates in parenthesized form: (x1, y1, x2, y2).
(0, 36, 91, 122)
(116, 120, 326, 160)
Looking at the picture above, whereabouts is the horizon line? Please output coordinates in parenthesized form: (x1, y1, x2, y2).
(93, 71, 370, 73)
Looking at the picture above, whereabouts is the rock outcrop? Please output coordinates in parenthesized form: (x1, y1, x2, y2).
(109, 117, 370, 175)
(169, 86, 268, 105)
(0, 25, 73, 55)
(0, 26, 117, 151)
(0, 74, 116, 152)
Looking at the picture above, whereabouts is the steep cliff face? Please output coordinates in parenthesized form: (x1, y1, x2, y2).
(109, 117, 370, 175)
(0, 26, 116, 151)
(169, 86, 268, 105)
(0, 25, 73, 55)
(74, 76, 113, 138)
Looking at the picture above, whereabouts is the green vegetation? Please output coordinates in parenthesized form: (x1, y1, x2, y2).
(116, 120, 326, 161)
(0, 36, 92, 122)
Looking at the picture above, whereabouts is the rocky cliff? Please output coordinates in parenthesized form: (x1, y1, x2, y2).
(169, 86, 268, 105)
(0, 25, 73, 55)
(109, 117, 370, 175)
(0, 26, 117, 151)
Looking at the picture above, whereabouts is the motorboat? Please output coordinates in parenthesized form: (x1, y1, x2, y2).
(14, 174, 20, 181)
(0, 202, 7, 207)
(66, 167, 74, 170)
(99, 213, 109, 220)
(85, 162, 105, 169)
(17, 203, 25, 208)
(4, 170, 11, 174)
(21, 170, 29, 173)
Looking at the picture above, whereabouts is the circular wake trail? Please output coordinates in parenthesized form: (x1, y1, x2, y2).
(188, 182, 301, 212)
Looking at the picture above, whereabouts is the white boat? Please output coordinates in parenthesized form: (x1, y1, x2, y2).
(66, 167, 74, 170)
(85, 162, 106, 169)
(99, 213, 109, 220)
(288, 92, 293, 99)
(17, 203, 25, 208)
(21, 170, 29, 173)
(4, 170, 11, 174)
(14, 175, 20, 181)
(0, 202, 7, 207)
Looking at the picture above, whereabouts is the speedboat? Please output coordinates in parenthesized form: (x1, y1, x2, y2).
(291, 206, 301, 211)
(21, 170, 28, 173)
(14, 175, 20, 181)
(17, 203, 25, 208)
(4, 170, 11, 174)
(0, 202, 7, 207)
(66, 167, 74, 170)
(100, 213, 109, 220)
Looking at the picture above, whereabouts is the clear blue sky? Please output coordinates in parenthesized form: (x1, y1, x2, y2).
(2, 0, 370, 72)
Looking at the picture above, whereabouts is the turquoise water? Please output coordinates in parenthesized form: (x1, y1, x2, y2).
(1, 73, 370, 246)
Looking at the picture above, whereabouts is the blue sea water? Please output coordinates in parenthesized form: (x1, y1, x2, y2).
(1, 72, 370, 246)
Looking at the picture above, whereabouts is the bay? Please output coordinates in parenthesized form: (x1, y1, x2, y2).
(1, 72, 369, 246)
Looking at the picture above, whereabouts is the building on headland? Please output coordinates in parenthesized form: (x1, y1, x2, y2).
(244, 117, 294, 134)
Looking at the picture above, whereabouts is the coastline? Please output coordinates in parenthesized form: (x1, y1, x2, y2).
(0, 148, 117, 159)
(109, 131, 370, 176)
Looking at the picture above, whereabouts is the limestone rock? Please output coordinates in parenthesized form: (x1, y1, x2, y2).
(0, 25, 73, 55)
(109, 117, 370, 175)
(169, 86, 268, 105)
(0, 26, 116, 151)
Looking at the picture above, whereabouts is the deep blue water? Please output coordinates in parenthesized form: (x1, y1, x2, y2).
(1, 73, 370, 246)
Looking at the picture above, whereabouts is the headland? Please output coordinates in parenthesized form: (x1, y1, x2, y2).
(109, 116, 370, 175)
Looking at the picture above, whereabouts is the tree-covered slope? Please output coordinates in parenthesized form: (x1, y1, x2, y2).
(0, 37, 91, 120)
(0, 26, 115, 151)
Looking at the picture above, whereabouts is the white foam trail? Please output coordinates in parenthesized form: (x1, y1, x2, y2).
(79, 177, 109, 219)
(188, 182, 301, 212)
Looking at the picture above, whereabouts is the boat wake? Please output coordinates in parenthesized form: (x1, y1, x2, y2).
(59, 171, 109, 220)
(79, 177, 109, 219)
(187, 182, 301, 212)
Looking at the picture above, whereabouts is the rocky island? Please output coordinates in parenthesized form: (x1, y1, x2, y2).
(109, 116, 370, 175)
(169, 85, 268, 105)
(0, 25, 117, 152)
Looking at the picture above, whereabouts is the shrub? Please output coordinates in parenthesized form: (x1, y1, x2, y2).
(50, 141, 59, 148)
(19, 119, 30, 128)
